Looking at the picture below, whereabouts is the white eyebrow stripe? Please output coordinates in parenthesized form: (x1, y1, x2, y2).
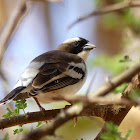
(63, 37, 80, 44)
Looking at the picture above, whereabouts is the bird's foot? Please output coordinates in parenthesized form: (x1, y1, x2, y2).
(74, 117, 78, 127)
(64, 104, 72, 109)
(64, 105, 78, 127)
(33, 97, 47, 123)
(39, 106, 46, 112)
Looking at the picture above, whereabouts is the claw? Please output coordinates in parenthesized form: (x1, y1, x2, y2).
(33, 97, 47, 124)
(74, 117, 78, 127)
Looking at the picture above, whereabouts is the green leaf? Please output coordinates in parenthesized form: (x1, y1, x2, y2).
(106, 122, 119, 133)
(13, 128, 23, 135)
(119, 55, 132, 63)
(100, 132, 117, 140)
(114, 0, 124, 3)
(100, 122, 132, 140)
(95, 0, 105, 7)
(15, 99, 27, 110)
(14, 108, 19, 114)
(2, 108, 13, 119)
(123, 10, 134, 25)
(15, 99, 27, 114)
(2, 107, 21, 119)
(91, 55, 126, 75)
(3, 133, 9, 140)
(124, 129, 132, 139)
(103, 13, 119, 29)
(36, 122, 44, 127)
(19, 128, 23, 133)
(2, 100, 26, 135)
(129, 88, 140, 101)
(13, 129, 18, 135)
(124, 10, 140, 34)
(7, 108, 12, 114)
(113, 83, 128, 94)
(2, 100, 27, 120)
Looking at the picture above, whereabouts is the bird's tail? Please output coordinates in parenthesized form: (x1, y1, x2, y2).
(0, 86, 26, 106)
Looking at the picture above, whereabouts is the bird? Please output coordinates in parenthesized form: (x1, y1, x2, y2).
(0, 37, 96, 111)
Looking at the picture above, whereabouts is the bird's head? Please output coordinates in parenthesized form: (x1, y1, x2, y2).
(57, 37, 96, 61)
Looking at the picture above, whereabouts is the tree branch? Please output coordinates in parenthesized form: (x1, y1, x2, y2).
(58, 96, 139, 106)
(29, 0, 62, 2)
(0, 104, 118, 130)
(91, 63, 140, 97)
(23, 103, 131, 140)
(23, 104, 83, 140)
(23, 103, 128, 140)
(94, 73, 140, 139)
(68, 0, 140, 29)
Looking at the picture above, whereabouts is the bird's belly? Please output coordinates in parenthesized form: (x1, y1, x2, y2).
(36, 77, 87, 104)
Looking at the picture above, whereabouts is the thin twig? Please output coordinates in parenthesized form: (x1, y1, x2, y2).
(28, 0, 62, 2)
(0, 69, 9, 93)
(60, 96, 138, 106)
(0, 0, 27, 65)
(68, 0, 140, 29)
(91, 63, 140, 97)
(0, 0, 28, 110)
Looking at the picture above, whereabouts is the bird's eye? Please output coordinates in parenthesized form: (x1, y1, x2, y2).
(73, 41, 80, 46)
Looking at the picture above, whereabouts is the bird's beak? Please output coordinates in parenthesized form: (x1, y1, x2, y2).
(83, 42, 96, 51)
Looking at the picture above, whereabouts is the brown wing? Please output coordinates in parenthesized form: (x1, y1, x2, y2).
(29, 62, 85, 96)
(14, 50, 85, 99)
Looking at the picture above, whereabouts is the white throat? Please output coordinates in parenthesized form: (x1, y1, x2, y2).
(77, 50, 90, 61)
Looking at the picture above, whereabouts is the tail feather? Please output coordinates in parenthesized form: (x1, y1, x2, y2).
(13, 92, 29, 100)
(0, 86, 26, 106)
